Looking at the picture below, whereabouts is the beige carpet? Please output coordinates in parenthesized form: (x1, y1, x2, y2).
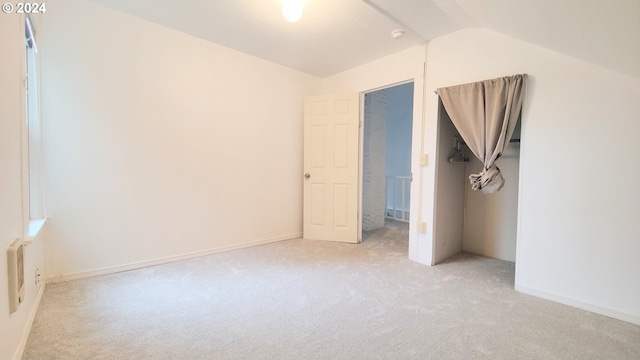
(23, 221, 640, 359)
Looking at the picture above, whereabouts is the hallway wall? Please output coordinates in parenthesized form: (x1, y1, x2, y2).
(362, 90, 387, 231)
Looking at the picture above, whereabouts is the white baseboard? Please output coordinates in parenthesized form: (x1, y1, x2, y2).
(13, 281, 46, 360)
(48, 233, 302, 283)
(515, 284, 640, 326)
(409, 254, 433, 266)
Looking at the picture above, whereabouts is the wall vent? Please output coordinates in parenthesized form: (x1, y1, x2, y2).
(8, 238, 25, 313)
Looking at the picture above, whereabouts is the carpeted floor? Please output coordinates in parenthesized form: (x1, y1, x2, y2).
(23, 221, 640, 359)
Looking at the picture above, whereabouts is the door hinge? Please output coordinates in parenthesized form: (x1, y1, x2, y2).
(359, 121, 363, 128)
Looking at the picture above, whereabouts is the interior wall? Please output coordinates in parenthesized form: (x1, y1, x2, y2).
(0, 14, 47, 360)
(321, 45, 427, 261)
(385, 83, 414, 179)
(362, 91, 387, 231)
(462, 143, 520, 262)
(425, 28, 640, 324)
(432, 102, 466, 263)
(39, 0, 321, 279)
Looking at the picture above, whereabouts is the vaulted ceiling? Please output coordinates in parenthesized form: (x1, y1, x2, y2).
(87, 0, 640, 78)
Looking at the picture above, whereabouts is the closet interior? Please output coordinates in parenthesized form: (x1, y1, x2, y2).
(433, 100, 521, 264)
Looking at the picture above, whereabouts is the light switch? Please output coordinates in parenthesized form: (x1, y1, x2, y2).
(420, 154, 429, 166)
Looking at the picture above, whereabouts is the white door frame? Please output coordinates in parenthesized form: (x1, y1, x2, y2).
(358, 79, 416, 243)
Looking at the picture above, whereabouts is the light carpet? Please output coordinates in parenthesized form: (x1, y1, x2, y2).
(23, 221, 640, 359)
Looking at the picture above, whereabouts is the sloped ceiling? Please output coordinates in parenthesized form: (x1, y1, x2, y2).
(87, 0, 640, 78)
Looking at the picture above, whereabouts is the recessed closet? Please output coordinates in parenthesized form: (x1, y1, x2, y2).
(432, 75, 526, 265)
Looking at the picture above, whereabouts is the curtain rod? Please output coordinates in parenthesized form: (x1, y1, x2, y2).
(458, 139, 521, 144)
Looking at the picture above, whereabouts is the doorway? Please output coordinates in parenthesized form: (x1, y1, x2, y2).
(361, 82, 414, 240)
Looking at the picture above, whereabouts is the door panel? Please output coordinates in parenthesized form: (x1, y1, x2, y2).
(303, 93, 359, 243)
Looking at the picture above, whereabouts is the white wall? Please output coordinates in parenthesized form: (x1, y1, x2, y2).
(433, 103, 466, 263)
(321, 45, 427, 261)
(424, 28, 640, 324)
(39, 0, 321, 279)
(0, 14, 47, 360)
(462, 144, 520, 262)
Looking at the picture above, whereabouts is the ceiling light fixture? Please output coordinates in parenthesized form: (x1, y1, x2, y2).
(282, 0, 305, 22)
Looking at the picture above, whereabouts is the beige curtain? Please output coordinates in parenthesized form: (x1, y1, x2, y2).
(436, 74, 527, 194)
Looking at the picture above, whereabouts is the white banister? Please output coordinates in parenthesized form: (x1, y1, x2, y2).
(385, 175, 411, 222)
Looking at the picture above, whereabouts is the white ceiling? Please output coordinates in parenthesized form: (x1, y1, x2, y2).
(87, 0, 640, 78)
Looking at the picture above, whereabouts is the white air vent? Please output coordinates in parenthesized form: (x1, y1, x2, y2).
(8, 238, 25, 313)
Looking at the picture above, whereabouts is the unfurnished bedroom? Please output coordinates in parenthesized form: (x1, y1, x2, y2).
(1, 1, 639, 359)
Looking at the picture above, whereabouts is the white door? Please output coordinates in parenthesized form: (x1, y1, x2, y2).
(303, 93, 359, 243)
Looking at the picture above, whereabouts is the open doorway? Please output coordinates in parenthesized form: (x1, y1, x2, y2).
(361, 82, 414, 242)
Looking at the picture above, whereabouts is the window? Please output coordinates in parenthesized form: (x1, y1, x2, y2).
(25, 15, 44, 221)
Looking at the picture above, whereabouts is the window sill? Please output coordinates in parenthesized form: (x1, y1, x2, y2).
(25, 218, 47, 244)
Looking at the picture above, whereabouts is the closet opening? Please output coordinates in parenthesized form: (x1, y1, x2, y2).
(361, 82, 414, 244)
(433, 100, 522, 270)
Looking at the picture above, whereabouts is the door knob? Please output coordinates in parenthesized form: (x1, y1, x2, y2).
(304, 173, 311, 179)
